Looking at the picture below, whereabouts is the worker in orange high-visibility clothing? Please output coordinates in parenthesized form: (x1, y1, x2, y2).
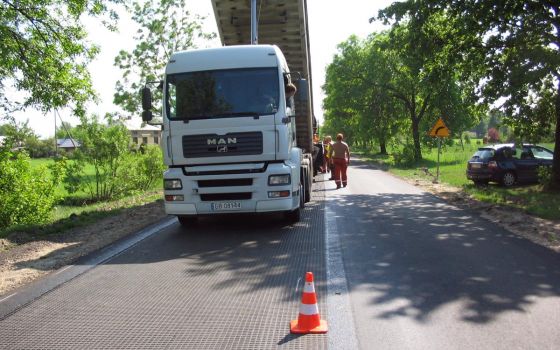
(328, 133, 350, 189)
(323, 135, 333, 178)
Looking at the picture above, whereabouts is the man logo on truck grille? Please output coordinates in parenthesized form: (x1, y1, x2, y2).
(207, 137, 236, 153)
(207, 137, 237, 145)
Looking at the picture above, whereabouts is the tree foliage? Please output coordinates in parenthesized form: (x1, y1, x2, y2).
(379, 0, 560, 186)
(323, 35, 405, 154)
(0, 0, 122, 116)
(0, 117, 36, 146)
(323, 12, 480, 161)
(113, 0, 216, 115)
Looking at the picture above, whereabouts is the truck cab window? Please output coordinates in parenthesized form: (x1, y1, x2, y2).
(167, 83, 177, 118)
(166, 68, 279, 121)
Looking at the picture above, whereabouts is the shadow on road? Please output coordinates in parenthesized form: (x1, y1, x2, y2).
(326, 191, 560, 324)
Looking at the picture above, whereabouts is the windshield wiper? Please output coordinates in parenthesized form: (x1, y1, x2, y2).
(210, 112, 262, 119)
(180, 111, 268, 123)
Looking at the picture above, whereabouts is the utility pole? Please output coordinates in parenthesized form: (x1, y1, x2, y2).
(54, 110, 58, 157)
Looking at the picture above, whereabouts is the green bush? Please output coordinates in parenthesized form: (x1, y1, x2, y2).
(63, 116, 164, 201)
(538, 166, 553, 189)
(64, 116, 132, 200)
(0, 147, 65, 229)
(118, 145, 165, 194)
(464, 132, 471, 145)
(390, 141, 417, 166)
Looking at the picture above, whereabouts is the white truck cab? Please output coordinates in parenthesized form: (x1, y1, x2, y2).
(147, 45, 308, 225)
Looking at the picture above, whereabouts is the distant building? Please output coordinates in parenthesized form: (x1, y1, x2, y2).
(57, 138, 81, 153)
(121, 118, 162, 147)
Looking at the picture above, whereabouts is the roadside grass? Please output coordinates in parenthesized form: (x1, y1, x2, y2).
(30, 158, 95, 199)
(1, 158, 164, 240)
(357, 141, 560, 220)
(0, 191, 163, 240)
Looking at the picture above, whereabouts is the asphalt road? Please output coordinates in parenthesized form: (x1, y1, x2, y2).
(325, 158, 560, 349)
(0, 187, 328, 349)
(1, 157, 559, 349)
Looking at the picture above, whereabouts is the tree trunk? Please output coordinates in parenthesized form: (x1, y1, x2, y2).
(380, 141, 387, 155)
(378, 131, 388, 154)
(411, 116, 422, 162)
(552, 80, 560, 190)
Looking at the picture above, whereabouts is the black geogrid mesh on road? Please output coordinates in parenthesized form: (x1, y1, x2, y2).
(0, 180, 327, 350)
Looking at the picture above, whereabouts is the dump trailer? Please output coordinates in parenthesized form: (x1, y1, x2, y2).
(141, 0, 315, 225)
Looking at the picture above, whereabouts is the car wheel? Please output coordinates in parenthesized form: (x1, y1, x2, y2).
(178, 215, 198, 228)
(501, 172, 516, 187)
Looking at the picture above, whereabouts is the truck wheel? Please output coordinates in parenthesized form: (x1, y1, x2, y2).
(303, 168, 311, 203)
(285, 207, 301, 223)
(178, 215, 198, 228)
(285, 184, 303, 223)
(299, 183, 305, 209)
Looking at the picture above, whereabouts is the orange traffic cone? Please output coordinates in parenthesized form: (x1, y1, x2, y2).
(290, 272, 328, 334)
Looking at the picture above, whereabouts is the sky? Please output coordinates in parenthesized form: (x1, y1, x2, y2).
(12, 0, 394, 138)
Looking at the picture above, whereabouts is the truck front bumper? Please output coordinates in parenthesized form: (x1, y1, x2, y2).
(163, 162, 300, 216)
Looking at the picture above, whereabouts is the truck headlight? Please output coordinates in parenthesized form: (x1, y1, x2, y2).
(164, 179, 182, 190)
(268, 174, 291, 186)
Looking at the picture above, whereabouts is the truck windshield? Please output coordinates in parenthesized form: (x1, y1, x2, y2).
(166, 68, 280, 121)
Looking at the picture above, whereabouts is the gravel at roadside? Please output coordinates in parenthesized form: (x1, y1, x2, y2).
(0, 200, 167, 296)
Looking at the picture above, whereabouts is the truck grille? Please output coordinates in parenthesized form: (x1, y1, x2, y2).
(198, 179, 253, 187)
(200, 193, 252, 201)
(183, 132, 263, 158)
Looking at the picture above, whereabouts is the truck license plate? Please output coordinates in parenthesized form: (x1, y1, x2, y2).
(211, 202, 242, 211)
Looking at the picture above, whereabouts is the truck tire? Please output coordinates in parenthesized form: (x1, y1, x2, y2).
(178, 215, 198, 228)
(285, 207, 301, 223)
(303, 168, 311, 203)
(285, 183, 303, 223)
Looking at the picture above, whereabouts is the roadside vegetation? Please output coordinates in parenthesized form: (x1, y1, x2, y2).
(1, 0, 209, 239)
(0, 117, 165, 239)
(321, 1, 560, 190)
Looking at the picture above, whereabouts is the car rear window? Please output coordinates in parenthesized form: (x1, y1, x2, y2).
(472, 149, 494, 160)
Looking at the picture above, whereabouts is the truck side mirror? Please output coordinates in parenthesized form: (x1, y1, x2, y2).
(142, 110, 153, 122)
(141, 87, 152, 111)
(141, 87, 153, 122)
(296, 78, 308, 102)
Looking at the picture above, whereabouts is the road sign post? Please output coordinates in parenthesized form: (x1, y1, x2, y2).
(428, 118, 450, 183)
(437, 138, 441, 182)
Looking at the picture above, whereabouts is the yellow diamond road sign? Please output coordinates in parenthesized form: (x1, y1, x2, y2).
(429, 118, 450, 137)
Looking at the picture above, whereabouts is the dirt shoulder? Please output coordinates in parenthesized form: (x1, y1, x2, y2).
(1, 176, 559, 296)
(0, 200, 168, 296)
